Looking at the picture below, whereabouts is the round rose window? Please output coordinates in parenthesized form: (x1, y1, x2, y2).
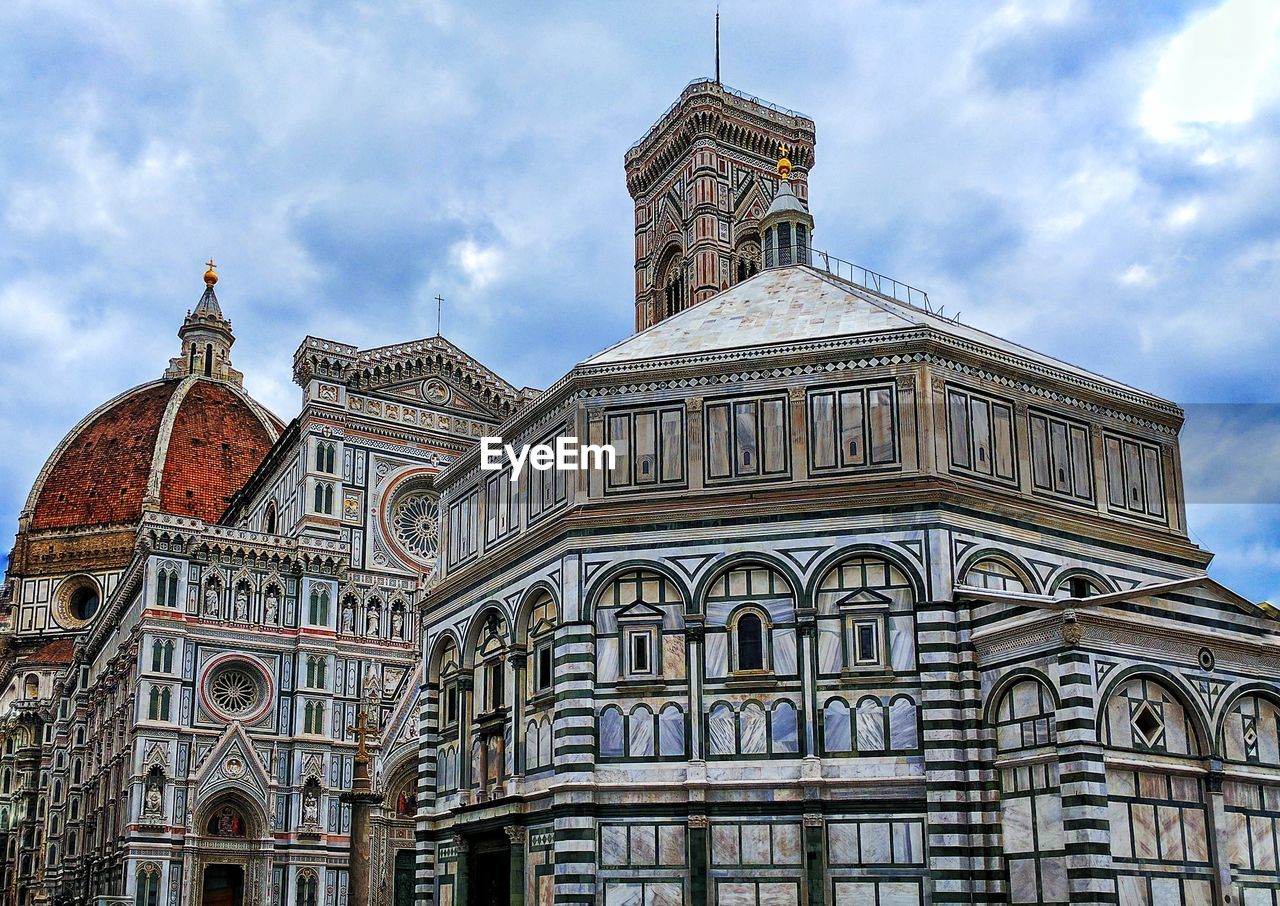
(387, 484, 440, 567)
(205, 661, 267, 720)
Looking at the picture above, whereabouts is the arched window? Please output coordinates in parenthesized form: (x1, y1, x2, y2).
(734, 611, 766, 672)
(147, 686, 171, 721)
(296, 870, 319, 906)
(524, 592, 558, 697)
(23, 674, 38, 700)
(1102, 677, 1211, 904)
(308, 587, 330, 625)
(963, 558, 1028, 593)
(263, 502, 278, 534)
(305, 656, 327, 689)
(151, 640, 174, 674)
(313, 482, 335, 515)
(315, 441, 336, 474)
(204, 343, 213, 377)
(1051, 572, 1105, 599)
(155, 568, 179, 607)
(188, 343, 196, 374)
(992, 678, 1057, 753)
(206, 804, 248, 837)
(135, 866, 162, 906)
(303, 701, 325, 735)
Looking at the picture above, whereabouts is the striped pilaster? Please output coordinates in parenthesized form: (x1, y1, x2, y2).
(552, 623, 596, 776)
(917, 598, 1004, 903)
(553, 809, 596, 905)
(415, 684, 438, 905)
(1056, 649, 1117, 905)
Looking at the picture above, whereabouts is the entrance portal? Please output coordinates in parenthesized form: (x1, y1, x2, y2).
(202, 864, 245, 906)
(394, 850, 415, 906)
(467, 836, 510, 906)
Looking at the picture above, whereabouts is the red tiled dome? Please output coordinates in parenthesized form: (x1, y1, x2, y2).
(28, 377, 281, 531)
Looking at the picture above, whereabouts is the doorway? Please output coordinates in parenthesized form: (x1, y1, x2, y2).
(467, 836, 510, 906)
(202, 864, 245, 906)
(394, 850, 415, 906)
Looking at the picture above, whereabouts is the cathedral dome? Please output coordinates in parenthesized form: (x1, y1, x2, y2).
(25, 376, 282, 532)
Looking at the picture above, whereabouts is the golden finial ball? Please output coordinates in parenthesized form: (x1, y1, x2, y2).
(777, 144, 792, 179)
(204, 259, 218, 286)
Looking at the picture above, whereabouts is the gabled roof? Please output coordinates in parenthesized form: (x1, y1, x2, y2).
(584, 265, 1174, 408)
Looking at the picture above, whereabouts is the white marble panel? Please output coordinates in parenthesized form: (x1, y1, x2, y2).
(662, 633, 686, 679)
(1157, 805, 1183, 860)
(1131, 804, 1158, 859)
(600, 708, 624, 758)
(1039, 855, 1067, 902)
(601, 825, 628, 866)
(832, 882, 872, 906)
(630, 710, 655, 757)
(828, 823, 858, 864)
(740, 704, 767, 754)
(1183, 880, 1212, 906)
(1108, 801, 1132, 858)
(772, 823, 801, 864)
(1034, 792, 1064, 850)
(1184, 807, 1209, 862)
(705, 633, 728, 678)
(649, 883, 683, 906)
(888, 699, 917, 750)
(597, 638, 619, 684)
(1007, 857, 1038, 904)
(857, 701, 885, 751)
(817, 625, 842, 673)
(824, 701, 851, 752)
(658, 824, 685, 866)
(710, 706, 736, 755)
(711, 825, 740, 865)
(772, 628, 796, 675)
(1001, 797, 1034, 855)
(659, 706, 685, 756)
(771, 702, 798, 754)
(1149, 879, 1180, 906)
(1251, 814, 1276, 870)
(1116, 874, 1150, 906)
(605, 883, 643, 906)
(741, 823, 770, 864)
(878, 883, 920, 906)
(860, 821, 891, 863)
(631, 824, 656, 865)
(758, 883, 798, 906)
(889, 615, 915, 670)
(716, 882, 752, 906)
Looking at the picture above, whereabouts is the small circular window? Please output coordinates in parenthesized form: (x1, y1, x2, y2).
(204, 660, 269, 721)
(55, 576, 100, 627)
(384, 478, 440, 568)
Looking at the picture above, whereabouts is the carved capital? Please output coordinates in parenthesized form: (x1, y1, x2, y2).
(788, 386, 806, 404)
(895, 373, 915, 391)
(586, 408, 605, 425)
(686, 396, 704, 414)
(803, 813, 824, 828)
(504, 825, 526, 845)
(687, 814, 709, 829)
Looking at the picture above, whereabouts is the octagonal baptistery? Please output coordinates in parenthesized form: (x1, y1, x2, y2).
(6, 274, 282, 638)
(416, 256, 1252, 904)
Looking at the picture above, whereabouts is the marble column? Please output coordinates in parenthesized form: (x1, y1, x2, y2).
(341, 713, 383, 906)
(505, 825, 526, 906)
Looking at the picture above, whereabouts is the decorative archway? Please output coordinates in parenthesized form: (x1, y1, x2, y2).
(184, 792, 274, 906)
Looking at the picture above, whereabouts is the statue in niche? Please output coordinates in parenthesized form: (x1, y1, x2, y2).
(341, 601, 355, 633)
(264, 590, 279, 624)
(366, 604, 380, 637)
(203, 585, 221, 617)
(143, 772, 164, 817)
(391, 608, 404, 639)
(233, 587, 249, 621)
(302, 787, 319, 826)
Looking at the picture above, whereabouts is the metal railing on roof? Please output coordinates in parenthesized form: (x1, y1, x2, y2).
(627, 79, 812, 155)
(809, 248, 932, 311)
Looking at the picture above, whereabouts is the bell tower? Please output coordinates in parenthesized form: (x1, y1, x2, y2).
(624, 79, 816, 332)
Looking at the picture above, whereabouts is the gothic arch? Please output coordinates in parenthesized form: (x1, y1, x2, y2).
(982, 667, 1061, 727)
(514, 580, 562, 643)
(461, 603, 511, 669)
(956, 548, 1041, 595)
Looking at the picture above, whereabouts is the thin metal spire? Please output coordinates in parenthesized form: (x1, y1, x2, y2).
(715, 3, 721, 84)
(434, 294, 444, 336)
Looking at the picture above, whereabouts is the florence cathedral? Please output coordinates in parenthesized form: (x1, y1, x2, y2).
(2, 77, 1279, 906)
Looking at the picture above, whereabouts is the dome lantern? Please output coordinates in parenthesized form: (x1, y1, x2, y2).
(761, 145, 814, 269)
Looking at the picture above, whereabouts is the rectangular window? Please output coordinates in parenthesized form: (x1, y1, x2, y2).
(443, 684, 458, 727)
(527, 430, 569, 521)
(1103, 432, 1167, 521)
(534, 645, 553, 694)
(705, 394, 790, 482)
(447, 490, 479, 565)
(605, 406, 687, 492)
(484, 471, 515, 544)
(945, 386, 1016, 483)
(809, 383, 899, 473)
(627, 630, 654, 676)
(854, 620, 880, 665)
(1028, 410, 1095, 503)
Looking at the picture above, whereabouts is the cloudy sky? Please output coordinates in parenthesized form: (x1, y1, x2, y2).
(2, 0, 1278, 600)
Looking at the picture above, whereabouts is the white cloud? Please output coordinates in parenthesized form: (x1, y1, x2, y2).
(1118, 263, 1155, 287)
(1139, 0, 1280, 145)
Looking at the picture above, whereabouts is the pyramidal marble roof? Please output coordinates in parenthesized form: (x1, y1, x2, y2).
(584, 265, 1165, 404)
